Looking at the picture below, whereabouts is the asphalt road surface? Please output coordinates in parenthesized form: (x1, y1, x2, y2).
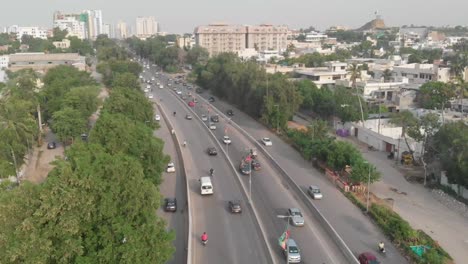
(141, 63, 353, 264)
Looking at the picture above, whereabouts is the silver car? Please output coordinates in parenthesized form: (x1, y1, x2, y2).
(308, 185, 323, 200)
(283, 239, 301, 263)
(288, 208, 305, 226)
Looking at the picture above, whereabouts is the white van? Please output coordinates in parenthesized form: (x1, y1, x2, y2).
(200, 176, 213, 195)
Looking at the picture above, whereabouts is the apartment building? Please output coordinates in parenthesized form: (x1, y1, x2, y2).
(0, 55, 9, 69)
(53, 10, 103, 40)
(136, 16, 158, 39)
(392, 63, 450, 84)
(116, 21, 129, 39)
(295, 61, 348, 87)
(194, 23, 288, 56)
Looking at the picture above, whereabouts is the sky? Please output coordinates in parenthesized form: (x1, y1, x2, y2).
(1, 0, 467, 33)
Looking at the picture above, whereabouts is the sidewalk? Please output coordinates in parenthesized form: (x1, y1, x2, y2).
(294, 114, 468, 263)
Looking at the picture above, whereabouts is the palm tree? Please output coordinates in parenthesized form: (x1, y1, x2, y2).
(382, 69, 393, 83)
(347, 63, 365, 126)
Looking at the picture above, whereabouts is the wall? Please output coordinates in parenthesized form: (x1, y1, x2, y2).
(440, 172, 468, 199)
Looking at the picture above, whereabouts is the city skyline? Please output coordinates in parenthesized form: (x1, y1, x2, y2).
(0, 0, 467, 33)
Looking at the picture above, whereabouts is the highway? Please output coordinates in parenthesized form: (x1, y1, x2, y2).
(141, 63, 354, 264)
(141, 66, 271, 264)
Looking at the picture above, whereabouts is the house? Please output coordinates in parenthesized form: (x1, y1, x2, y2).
(52, 39, 71, 49)
(8, 53, 86, 73)
(294, 61, 347, 87)
(392, 63, 450, 84)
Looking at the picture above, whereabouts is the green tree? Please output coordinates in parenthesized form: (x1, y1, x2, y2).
(112, 72, 141, 90)
(334, 86, 367, 123)
(390, 110, 419, 159)
(51, 107, 87, 144)
(418, 81, 455, 109)
(62, 86, 100, 118)
(185, 45, 209, 66)
(347, 64, 366, 124)
(382, 69, 392, 82)
(51, 27, 68, 41)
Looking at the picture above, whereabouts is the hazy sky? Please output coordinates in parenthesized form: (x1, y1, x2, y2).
(1, 0, 467, 33)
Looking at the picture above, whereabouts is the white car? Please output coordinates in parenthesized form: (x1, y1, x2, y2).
(201, 115, 208, 121)
(154, 114, 161, 121)
(166, 163, 176, 173)
(157, 82, 160, 86)
(159, 85, 164, 89)
(209, 123, 216, 130)
(168, 83, 172, 86)
(146, 85, 151, 89)
(223, 136, 231, 144)
(151, 77, 155, 81)
(148, 94, 154, 99)
(139, 75, 143, 79)
(262, 137, 272, 146)
(176, 91, 182, 95)
(144, 88, 149, 93)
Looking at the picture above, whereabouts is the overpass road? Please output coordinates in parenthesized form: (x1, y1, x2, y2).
(141, 65, 353, 264)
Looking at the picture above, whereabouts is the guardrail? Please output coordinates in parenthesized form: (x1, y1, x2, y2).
(196, 94, 360, 264)
(170, 92, 276, 264)
(156, 102, 192, 264)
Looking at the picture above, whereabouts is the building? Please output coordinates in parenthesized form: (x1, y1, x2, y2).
(392, 63, 450, 84)
(0, 55, 9, 69)
(116, 21, 129, 39)
(136, 16, 158, 39)
(246, 24, 288, 52)
(83, 10, 103, 39)
(16, 26, 48, 40)
(304, 32, 328, 45)
(102, 23, 114, 38)
(8, 53, 86, 73)
(194, 24, 247, 56)
(294, 61, 348, 87)
(194, 23, 289, 56)
(52, 39, 71, 49)
(53, 11, 87, 39)
(176, 36, 195, 49)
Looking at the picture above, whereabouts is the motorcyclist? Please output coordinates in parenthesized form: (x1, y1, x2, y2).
(201, 232, 208, 243)
(183, 140, 187, 147)
(209, 168, 214, 176)
(378, 241, 385, 252)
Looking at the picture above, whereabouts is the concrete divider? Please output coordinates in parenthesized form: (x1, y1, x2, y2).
(156, 102, 192, 264)
(196, 95, 360, 264)
(170, 94, 277, 264)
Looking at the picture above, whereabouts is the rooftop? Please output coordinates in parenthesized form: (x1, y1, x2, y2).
(9, 53, 83, 62)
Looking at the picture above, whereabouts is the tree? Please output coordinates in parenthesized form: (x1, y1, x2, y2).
(390, 110, 419, 159)
(418, 81, 455, 109)
(185, 45, 209, 66)
(51, 27, 68, 41)
(51, 107, 87, 144)
(62, 86, 100, 118)
(347, 64, 366, 125)
(382, 69, 393, 82)
(111, 72, 141, 90)
(334, 86, 367, 123)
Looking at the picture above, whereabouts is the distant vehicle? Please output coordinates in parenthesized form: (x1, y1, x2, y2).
(154, 114, 161, 121)
(182, 82, 187, 86)
(139, 75, 143, 79)
(47, 142, 56, 149)
(261, 137, 272, 146)
(207, 147, 218, 156)
(211, 115, 219, 123)
(201, 115, 208, 121)
(228, 200, 242, 213)
(144, 88, 149, 93)
(176, 91, 182, 95)
(146, 85, 151, 89)
(288, 208, 305, 226)
(227, 109, 234, 116)
(223, 136, 231, 144)
(151, 77, 155, 81)
(185, 114, 193, 120)
(307, 185, 323, 200)
(239, 160, 251, 175)
(209, 123, 216, 130)
(358, 252, 379, 264)
(159, 85, 164, 89)
(168, 83, 172, 86)
(196, 88, 203, 94)
(283, 239, 301, 263)
(182, 96, 187, 100)
(188, 101, 195, 107)
(164, 198, 177, 212)
(251, 160, 261, 171)
(208, 96, 215, 102)
(148, 94, 154, 99)
(200, 176, 213, 195)
(166, 162, 176, 173)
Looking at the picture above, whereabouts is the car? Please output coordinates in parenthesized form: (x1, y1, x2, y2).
(239, 160, 251, 175)
(148, 94, 154, 99)
(166, 163, 176, 173)
(227, 109, 234, 116)
(207, 147, 218, 156)
(201, 115, 208, 121)
(144, 88, 149, 93)
(208, 96, 215, 102)
(159, 85, 164, 89)
(196, 88, 203, 94)
(193, 98, 198, 103)
(358, 252, 379, 264)
(251, 160, 261, 171)
(223, 136, 231, 144)
(168, 83, 172, 86)
(283, 239, 301, 263)
(164, 198, 177, 212)
(151, 77, 155, 81)
(157, 82, 160, 86)
(288, 208, 305, 226)
(211, 115, 219, 123)
(209, 123, 216, 130)
(188, 101, 195, 107)
(47, 142, 57, 149)
(182, 82, 187, 86)
(261, 137, 272, 146)
(154, 114, 161, 121)
(307, 185, 323, 200)
(176, 90, 182, 95)
(146, 85, 151, 89)
(139, 75, 143, 79)
(182, 96, 187, 100)
(228, 200, 242, 213)
(185, 114, 193, 120)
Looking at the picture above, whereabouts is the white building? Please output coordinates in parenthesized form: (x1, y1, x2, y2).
(16, 26, 48, 40)
(53, 12, 87, 39)
(116, 21, 129, 39)
(102, 23, 115, 38)
(0, 55, 9, 69)
(83, 10, 103, 40)
(257, 50, 284, 63)
(392, 63, 450, 84)
(136, 16, 158, 39)
(245, 24, 288, 52)
(304, 32, 328, 46)
(295, 61, 348, 87)
(52, 39, 71, 49)
(176, 36, 195, 49)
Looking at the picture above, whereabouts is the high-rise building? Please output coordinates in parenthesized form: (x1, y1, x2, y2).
(83, 10, 103, 40)
(53, 10, 103, 40)
(102, 23, 115, 38)
(194, 23, 289, 56)
(116, 21, 129, 39)
(135, 16, 158, 39)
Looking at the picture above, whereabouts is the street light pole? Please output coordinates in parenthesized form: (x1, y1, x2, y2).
(366, 164, 371, 213)
(275, 104, 279, 133)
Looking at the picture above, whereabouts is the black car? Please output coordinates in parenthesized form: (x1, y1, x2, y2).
(164, 198, 177, 212)
(47, 142, 56, 149)
(227, 109, 234, 116)
(211, 115, 219, 123)
(207, 147, 218, 156)
(182, 82, 187, 86)
(208, 96, 215, 102)
(229, 200, 242, 213)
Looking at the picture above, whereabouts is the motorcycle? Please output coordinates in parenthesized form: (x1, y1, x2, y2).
(202, 239, 208, 246)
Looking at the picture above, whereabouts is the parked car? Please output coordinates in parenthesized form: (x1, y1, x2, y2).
(223, 136, 231, 144)
(358, 252, 379, 264)
(262, 137, 272, 146)
(166, 162, 176, 173)
(227, 109, 234, 116)
(208, 96, 215, 102)
(201, 115, 208, 121)
(207, 147, 218, 156)
(288, 208, 305, 226)
(154, 114, 161, 121)
(196, 88, 203, 94)
(209, 123, 216, 130)
(176, 90, 182, 95)
(228, 200, 242, 213)
(307, 185, 323, 200)
(148, 94, 154, 99)
(47, 142, 56, 149)
(164, 198, 177, 212)
(211, 115, 219, 123)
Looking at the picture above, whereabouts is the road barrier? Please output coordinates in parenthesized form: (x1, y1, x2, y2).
(156, 102, 192, 264)
(197, 95, 360, 264)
